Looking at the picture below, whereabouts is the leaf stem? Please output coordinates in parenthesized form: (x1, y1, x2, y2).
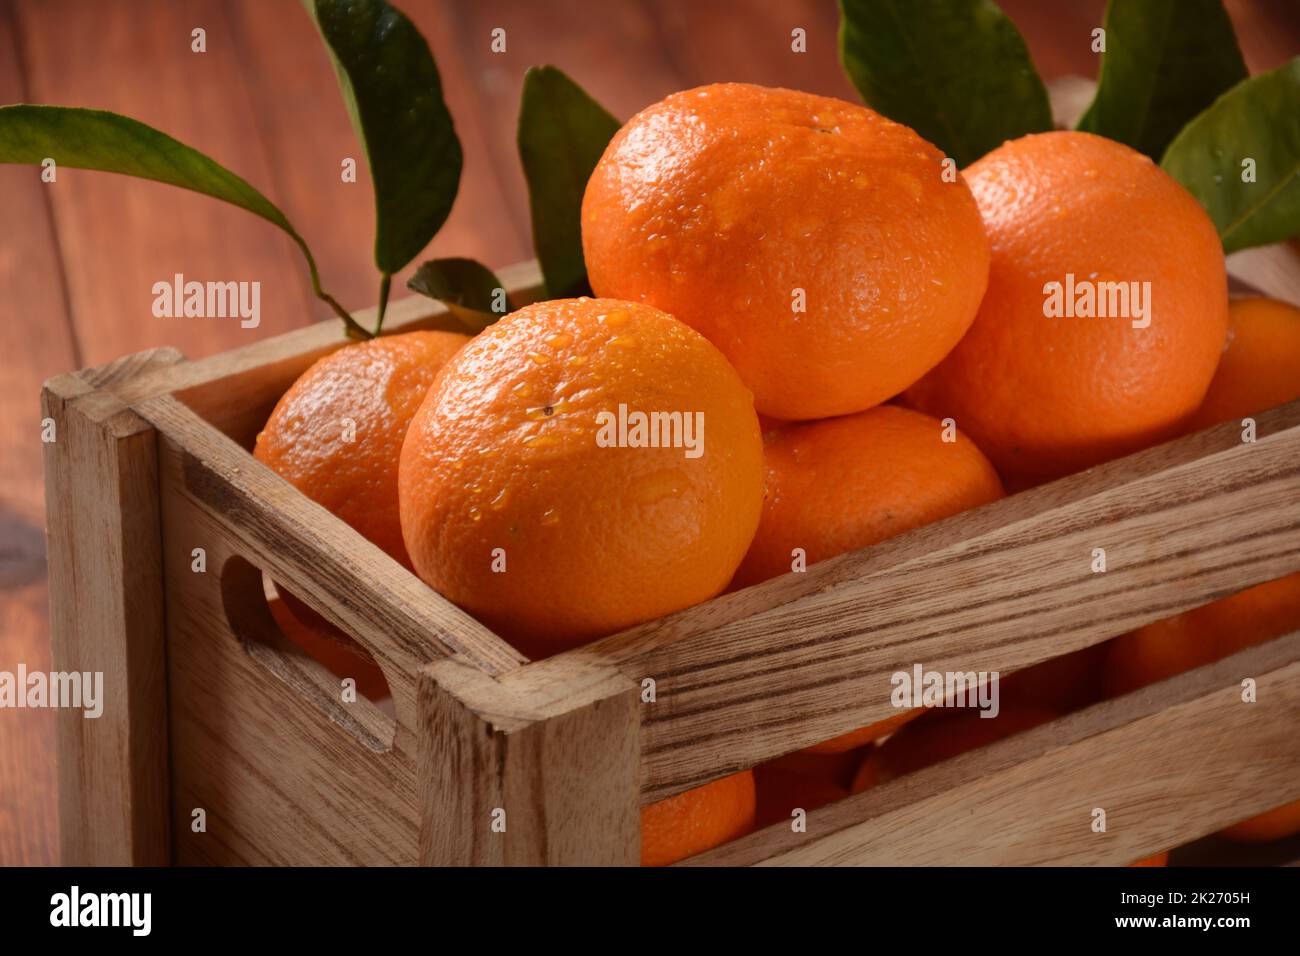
(374, 273, 392, 336)
(292, 232, 372, 339)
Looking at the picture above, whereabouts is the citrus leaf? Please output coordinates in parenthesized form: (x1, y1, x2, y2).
(304, 0, 462, 326)
(0, 104, 368, 338)
(1162, 57, 1300, 253)
(1077, 0, 1247, 161)
(838, 0, 1052, 167)
(408, 257, 509, 333)
(518, 65, 621, 298)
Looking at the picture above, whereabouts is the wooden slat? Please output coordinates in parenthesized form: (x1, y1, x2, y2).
(524, 398, 1300, 802)
(689, 632, 1300, 866)
(159, 470, 419, 864)
(1226, 243, 1300, 306)
(41, 347, 184, 865)
(134, 393, 525, 729)
(418, 656, 640, 866)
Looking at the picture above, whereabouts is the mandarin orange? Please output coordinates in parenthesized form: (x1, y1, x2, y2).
(583, 83, 990, 420)
(641, 771, 757, 867)
(398, 298, 763, 658)
(906, 131, 1228, 484)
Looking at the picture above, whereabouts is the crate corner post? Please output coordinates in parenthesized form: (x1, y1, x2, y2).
(416, 656, 642, 866)
(41, 347, 185, 866)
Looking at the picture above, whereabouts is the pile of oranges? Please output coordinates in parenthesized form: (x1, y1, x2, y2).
(253, 83, 1300, 866)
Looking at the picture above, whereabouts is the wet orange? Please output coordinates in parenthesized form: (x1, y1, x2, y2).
(733, 405, 1005, 589)
(255, 330, 469, 639)
(583, 83, 990, 420)
(398, 298, 763, 658)
(255, 330, 469, 566)
(906, 131, 1228, 485)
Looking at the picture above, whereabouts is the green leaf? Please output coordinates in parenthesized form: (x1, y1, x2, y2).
(0, 104, 369, 338)
(1162, 57, 1300, 253)
(1077, 0, 1247, 161)
(837, 0, 1052, 167)
(304, 0, 462, 327)
(408, 257, 510, 333)
(518, 65, 621, 298)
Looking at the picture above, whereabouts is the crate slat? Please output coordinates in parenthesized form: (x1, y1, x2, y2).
(687, 632, 1300, 866)
(41, 347, 184, 865)
(531, 399, 1300, 802)
(417, 657, 640, 866)
(136, 393, 525, 716)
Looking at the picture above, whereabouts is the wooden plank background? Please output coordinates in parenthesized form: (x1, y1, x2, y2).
(1, 0, 1297, 865)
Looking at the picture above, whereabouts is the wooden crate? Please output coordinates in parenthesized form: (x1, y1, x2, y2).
(42, 259, 1300, 866)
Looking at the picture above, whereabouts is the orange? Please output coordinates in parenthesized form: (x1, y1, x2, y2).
(398, 298, 763, 658)
(1188, 296, 1300, 431)
(255, 330, 469, 565)
(267, 597, 390, 703)
(906, 130, 1228, 485)
(641, 770, 757, 866)
(731, 405, 1004, 753)
(733, 405, 1005, 588)
(852, 705, 1058, 793)
(1105, 573, 1300, 697)
(255, 330, 469, 638)
(753, 765, 848, 830)
(582, 82, 990, 421)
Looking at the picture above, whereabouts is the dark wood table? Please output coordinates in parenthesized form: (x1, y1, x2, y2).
(2, 0, 1297, 865)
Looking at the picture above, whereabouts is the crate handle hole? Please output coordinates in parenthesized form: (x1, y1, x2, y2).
(220, 555, 396, 752)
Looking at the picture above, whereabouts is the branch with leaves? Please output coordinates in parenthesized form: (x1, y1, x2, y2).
(835, 0, 1300, 255)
